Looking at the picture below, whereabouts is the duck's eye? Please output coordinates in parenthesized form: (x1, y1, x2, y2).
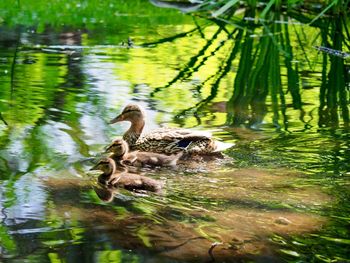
(123, 109, 139, 114)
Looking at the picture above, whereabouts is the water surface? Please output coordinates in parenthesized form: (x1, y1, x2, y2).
(0, 1, 349, 262)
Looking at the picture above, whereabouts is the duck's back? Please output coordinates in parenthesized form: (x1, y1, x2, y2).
(133, 127, 217, 154)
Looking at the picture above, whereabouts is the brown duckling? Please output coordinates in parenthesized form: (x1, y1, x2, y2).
(106, 138, 183, 167)
(90, 157, 162, 192)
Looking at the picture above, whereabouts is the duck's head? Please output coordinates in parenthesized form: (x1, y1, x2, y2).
(105, 138, 129, 157)
(109, 104, 145, 124)
(90, 157, 116, 175)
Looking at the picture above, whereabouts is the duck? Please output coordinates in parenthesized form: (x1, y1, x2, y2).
(109, 104, 232, 154)
(106, 138, 183, 167)
(90, 157, 162, 192)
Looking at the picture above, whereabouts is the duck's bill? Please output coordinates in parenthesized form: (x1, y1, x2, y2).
(109, 114, 123, 124)
(89, 163, 100, 171)
(86, 169, 103, 177)
(104, 144, 113, 153)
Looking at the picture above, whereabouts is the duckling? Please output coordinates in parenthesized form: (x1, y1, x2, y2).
(90, 157, 162, 192)
(106, 138, 183, 167)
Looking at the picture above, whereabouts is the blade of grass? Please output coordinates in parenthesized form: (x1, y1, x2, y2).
(283, 17, 302, 110)
(309, 1, 336, 26)
(248, 38, 271, 128)
(260, 0, 275, 19)
(269, 21, 284, 130)
(212, 0, 240, 17)
(261, 19, 289, 57)
(292, 23, 313, 70)
(0, 112, 8, 126)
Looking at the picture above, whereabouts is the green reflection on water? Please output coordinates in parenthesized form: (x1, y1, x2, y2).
(0, 0, 349, 262)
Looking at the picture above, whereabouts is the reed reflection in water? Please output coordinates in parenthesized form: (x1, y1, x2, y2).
(153, 9, 350, 132)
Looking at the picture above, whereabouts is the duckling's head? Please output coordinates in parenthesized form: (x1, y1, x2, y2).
(109, 104, 145, 124)
(90, 157, 116, 176)
(105, 138, 129, 157)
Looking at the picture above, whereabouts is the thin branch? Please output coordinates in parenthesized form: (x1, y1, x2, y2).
(140, 27, 201, 47)
(0, 112, 8, 126)
(10, 31, 20, 96)
(192, 17, 206, 39)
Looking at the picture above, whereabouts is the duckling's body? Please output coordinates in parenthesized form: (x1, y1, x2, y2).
(91, 157, 162, 192)
(106, 138, 183, 167)
(109, 104, 232, 154)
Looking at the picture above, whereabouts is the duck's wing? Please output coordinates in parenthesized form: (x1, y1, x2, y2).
(135, 128, 216, 153)
(141, 127, 212, 141)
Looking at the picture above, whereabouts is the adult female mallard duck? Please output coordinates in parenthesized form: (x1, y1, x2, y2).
(109, 104, 232, 154)
(106, 138, 183, 167)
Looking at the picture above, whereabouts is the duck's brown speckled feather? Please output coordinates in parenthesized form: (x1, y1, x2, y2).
(110, 104, 232, 154)
(133, 127, 216, 154)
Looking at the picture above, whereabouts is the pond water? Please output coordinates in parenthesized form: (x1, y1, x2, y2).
(0, 0, 349, 262)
